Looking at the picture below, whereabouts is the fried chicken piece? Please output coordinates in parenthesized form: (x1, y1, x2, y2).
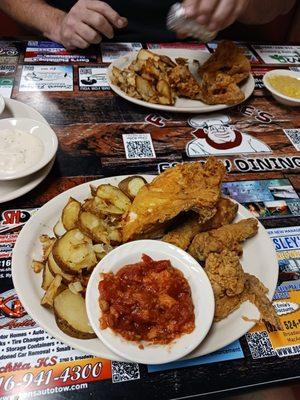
(241, 274, 281, 329)
(205, 250, 280, 329)
(169, 64, 203, 100)
(199, 197, 238, 232)
(199, 72, 245, 105)
(162, 197, 237, 250)
(189, 218, 258, 261)
(162, 212, 204, 250)
(198, 41, 251, 84)
(122, 158, 225, 242)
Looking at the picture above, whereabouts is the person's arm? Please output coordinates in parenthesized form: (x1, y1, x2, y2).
(238, 0, 296, 25)
(183, 0, 296, 32)
(0, 0, 127, 49)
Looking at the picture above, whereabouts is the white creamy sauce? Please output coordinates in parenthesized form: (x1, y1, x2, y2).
(0, 128, 44, 175)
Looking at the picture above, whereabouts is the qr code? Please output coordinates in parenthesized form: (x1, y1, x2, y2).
(80, 68, 92, 75)
(111, 361, 140, 383)
(245, 331, 276, 359)
(123, 134, 156, 159)
(283, 129, 300, 151)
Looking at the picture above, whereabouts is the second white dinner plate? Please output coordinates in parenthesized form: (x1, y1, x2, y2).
(12, 174, 278, 362)
(107, 49, 255, 113)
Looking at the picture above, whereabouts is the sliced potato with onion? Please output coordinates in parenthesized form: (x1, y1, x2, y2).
(156, 79, 174, 105)
(54, 289, 96, 339)
(48, 251, 73, 283)
(61, 197, 81, 231)
(136, 75, 158, 102)
(52, 229, 97, 274)
(40, 235, 56, 262)
(96, 184, 131, 212)
(53, 219, 66, 238)
(41, 274, 62, 309)
(78, 211, 109, 244)
(41, 262, 54, 291)
(118, 176, 147, 200)
(137, 49, 158, 62)
(82, 196, 124, 217)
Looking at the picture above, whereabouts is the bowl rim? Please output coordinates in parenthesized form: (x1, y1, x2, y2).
(0, 117, 58, 181)
(85, 239, 215, 364)
(263, 69, 300, 104)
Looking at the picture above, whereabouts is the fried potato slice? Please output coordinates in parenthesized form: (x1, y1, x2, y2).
(41, 274, 62, 309)
(78, 210, 109, 244)
(41, 262, 54, 291)
(83, 196, 124, 217)
(48, 251, 73, 283)
(52, 229, 97, 274)
(96, 184, 131, 213)
(40, 235, 56, 262)
(53, 219, 66, 238)
(31, 260, 44, 273)
(156, 79, 174, 105)
(61, 197, 81, 231)
(118, 176, 147, 200)
(54, 289, 96, 339)
(137, 49, 159, 62)
(136, 75, 158, 102)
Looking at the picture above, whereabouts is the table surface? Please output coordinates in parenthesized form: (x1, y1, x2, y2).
(0, 39, 300, 400)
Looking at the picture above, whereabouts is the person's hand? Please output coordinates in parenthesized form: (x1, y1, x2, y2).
(182, 0, 250, 32)
(56, 0, 127, 49)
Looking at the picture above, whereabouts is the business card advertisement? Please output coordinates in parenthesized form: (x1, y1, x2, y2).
(19, 65, 73, 91)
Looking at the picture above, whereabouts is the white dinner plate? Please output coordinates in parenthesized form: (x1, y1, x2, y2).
(0, 95, 5, 115)
(107, 49, 255, 113)
(12, 175, 278, 362)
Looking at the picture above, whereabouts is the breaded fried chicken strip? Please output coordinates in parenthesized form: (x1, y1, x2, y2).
(169, 64, 203, 100)
(189, 218, 258, 261)
(198, 41, 251, 84)
(205, 250, 280, 329)
(122, 158, 225, 242)
(162, 198, 238, 250)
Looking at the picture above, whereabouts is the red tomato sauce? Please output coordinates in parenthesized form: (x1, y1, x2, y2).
(99, 254, 195, 344)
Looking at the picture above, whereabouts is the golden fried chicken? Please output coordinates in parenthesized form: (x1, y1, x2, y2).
(162, 197, 238, 250)
(122, 158, 225, 242)
(199, 197, 238, 232)
(198, 41, 251, 84)
(169, 64, 203, 100)
(205, 250, 280, 329)
(241, 273, 281, 329)
(199, 72, 245, 105)
(162, 212, 203, 250)
(189, 218, 258, 261)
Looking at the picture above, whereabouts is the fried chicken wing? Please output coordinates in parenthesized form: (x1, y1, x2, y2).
(198, 41, 251, 84)
(199, 72, 245, 105)
(205, 250, 280, 329)
(189, 218, 258, 261)
(162, 197, 238, 250)
(122, 158, 225, 242)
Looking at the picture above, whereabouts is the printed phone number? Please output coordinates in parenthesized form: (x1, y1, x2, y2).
(0, 362, 102, 393)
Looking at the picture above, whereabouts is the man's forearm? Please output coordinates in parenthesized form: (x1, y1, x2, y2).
(238, 0, 296, 25)
(0, 0, 65, 42)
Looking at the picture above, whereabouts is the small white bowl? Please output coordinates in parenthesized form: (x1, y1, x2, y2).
(263, 69, 300, 107)
(86, 240, 215, 365)
(0, 95, 5, 114)
(0, 118, 58, 180)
